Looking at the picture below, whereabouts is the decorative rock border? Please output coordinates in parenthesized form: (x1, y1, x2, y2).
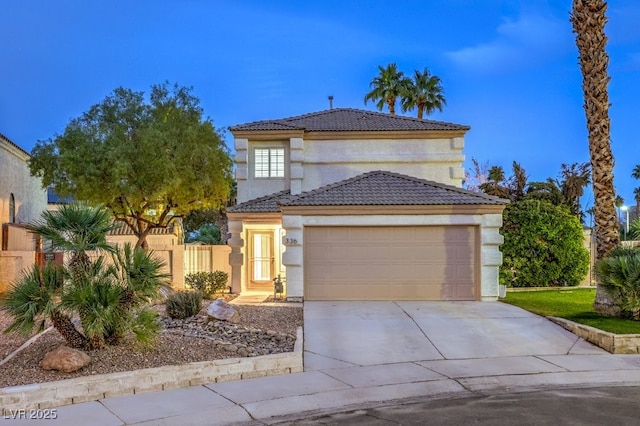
(548, 317, 640, 354)
(0, 327, 303, 411)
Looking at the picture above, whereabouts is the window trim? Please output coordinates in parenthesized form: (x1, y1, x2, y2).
(252, 147, 286, 179)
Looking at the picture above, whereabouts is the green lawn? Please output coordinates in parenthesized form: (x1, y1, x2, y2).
(502, 288, 640, 334)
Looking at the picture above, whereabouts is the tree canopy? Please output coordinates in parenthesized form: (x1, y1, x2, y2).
(401, 68, 446, 119)
(364, 63, 408, 115)
(364, 63, 447, 118)
(29, 82, 233, 249)
(500, 199, 589, 287)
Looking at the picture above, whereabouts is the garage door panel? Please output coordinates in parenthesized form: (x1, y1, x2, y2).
(304, 226, 478, 301)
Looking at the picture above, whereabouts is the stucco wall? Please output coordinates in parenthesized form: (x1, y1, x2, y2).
(301, 137, 464, 191)
(0, 138, 47, 226)
(234, 136, 466, 202)
(0, 251, 35, 293)
(281, 213, 503, 301)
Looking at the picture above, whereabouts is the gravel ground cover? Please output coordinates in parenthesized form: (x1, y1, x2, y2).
(0, 300, 303, 388)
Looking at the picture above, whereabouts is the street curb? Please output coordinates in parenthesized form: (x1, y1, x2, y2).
(548, 317, 640, 354)
(0, 327, 303, 411)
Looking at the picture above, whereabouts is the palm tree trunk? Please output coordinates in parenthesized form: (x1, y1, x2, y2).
(387, 98, 396, 115)
(51, 311, 89, 349)
(571, 0, 620, 315)
(417, 104, 424, 119)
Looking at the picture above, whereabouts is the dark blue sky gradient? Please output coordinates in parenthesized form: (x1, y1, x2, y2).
(1, 1, 639, 213)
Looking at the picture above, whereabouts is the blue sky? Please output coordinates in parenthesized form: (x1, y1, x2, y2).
(1, 0, 639, 214)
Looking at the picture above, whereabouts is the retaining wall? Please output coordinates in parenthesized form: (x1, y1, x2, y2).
(1, 327, 303, 411)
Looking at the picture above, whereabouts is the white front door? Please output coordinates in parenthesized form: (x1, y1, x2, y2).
(248, 230, 274, 289)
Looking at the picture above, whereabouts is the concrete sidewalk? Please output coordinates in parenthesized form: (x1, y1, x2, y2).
(4, 301, 640, 425)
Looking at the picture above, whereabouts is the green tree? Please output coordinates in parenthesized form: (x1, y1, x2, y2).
(364, 63, 410, 115)
(401, 68, 446, 119)
(556, 162, 591, 218)
(479, 162, 527, 201)
(571, 0, 619, 315)
(29, 82, 233, 250)
(500, 199, 589, 287)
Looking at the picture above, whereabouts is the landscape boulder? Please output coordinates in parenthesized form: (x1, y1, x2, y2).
(207, 298, 241, 323)
(40, 345, 91, 373)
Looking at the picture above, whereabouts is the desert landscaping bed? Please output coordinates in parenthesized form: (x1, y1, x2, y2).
(0, 300, 303, 389)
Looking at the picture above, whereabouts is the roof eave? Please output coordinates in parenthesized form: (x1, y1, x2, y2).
(278, 204, 507, 215)
(230, 129, 306, 140)
(303, 129, 470, 140)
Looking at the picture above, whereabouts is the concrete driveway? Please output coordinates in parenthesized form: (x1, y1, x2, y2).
(303, 301, 606, 370)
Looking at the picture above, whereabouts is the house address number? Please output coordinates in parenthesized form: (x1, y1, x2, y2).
(284, 237, 298, 245)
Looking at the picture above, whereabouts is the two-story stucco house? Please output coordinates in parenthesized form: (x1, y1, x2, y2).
(227, 108, 507, 302)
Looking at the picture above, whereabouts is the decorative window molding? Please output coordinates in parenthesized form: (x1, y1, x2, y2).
(254, 147, 285, 178)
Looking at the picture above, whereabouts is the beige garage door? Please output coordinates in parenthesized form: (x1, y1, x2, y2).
(304, 226, 478, 301)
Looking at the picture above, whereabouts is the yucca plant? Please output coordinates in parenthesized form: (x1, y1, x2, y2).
(595, 250, 640, 320)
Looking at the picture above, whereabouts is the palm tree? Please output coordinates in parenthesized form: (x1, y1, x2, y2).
(571, 0, 619, 315)
(557, 162, 591, 219)
(364, 63, 410, 115)
(631, 165, 640, 219)
(401, 68, 446, 119)
(29, 201, 116, 277)
(3, 204, 165, 349)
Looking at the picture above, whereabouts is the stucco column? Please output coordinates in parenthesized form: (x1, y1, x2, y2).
(480, 213, 504, 301)
(289, 138, 304, 196)
(281, 214, 303, 301)
(227, 219, 244, 294)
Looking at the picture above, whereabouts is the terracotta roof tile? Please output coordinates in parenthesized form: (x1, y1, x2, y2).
(230, 108, 469, 132)
(230, 172, 507, 213)
(109, 222, 177, 236)
(279, 171, 507, 207)
(228, 190, 291, 213)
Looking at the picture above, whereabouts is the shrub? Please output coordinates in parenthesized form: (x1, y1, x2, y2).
(595, 250, 640, 320)
(165, 291, 203, 319)
(185, 271, 229, 297)
(500, 199, 589, 287)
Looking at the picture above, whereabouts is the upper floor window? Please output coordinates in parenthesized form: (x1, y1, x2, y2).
(254, 148, 285, 178)
(9, 193, 15, 223)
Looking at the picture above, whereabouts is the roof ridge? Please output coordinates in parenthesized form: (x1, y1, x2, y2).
(277, 108, 470, 129)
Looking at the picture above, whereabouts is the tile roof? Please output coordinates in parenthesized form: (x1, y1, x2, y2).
(228, 190, 292, 213)
(230, 172, 507, 213)
(109, 222, 177, 236)
(0, 132, 30, 156)
(279, 171, 508, 207)
(230, 108, 469, 132)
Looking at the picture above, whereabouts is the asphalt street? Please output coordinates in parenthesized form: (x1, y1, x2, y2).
(271, 385, 640, 425)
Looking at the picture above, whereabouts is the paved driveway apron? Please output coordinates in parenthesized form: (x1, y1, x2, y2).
(303, 301, 605, 370)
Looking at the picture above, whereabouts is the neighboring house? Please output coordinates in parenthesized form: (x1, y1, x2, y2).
(0, 133, 47, 292)
(0, 133, 46, 233)
(227, 108, 508, 301)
